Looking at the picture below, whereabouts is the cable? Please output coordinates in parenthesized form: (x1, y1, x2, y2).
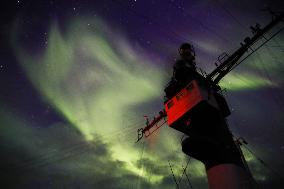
(254, 50, 284, 112)
(169, 1, 233, 45)
(211, 0, 249, 32)
(109, 0, 195, 45)
(242, 143, 284, 180)
(136, 140, 145, 189)
(178, 157, 193, 189)
(184, 168, 194, 189)
(228, 27, 284, 75)
(2, 118, 143, 171)
(3, 139, 93, 173)
(2, 121, 144, 183)
(272, 37, 284, 52)
(168, 160, 180, 189)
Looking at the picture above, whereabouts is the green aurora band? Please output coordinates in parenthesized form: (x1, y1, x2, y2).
(14, 18, 165, 141)
(13, 18, 187, 184)
(11, 17, 273, 186)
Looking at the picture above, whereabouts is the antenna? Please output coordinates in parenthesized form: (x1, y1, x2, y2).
(135, 110, 167, 142)
(207, 12, 284, 85)
(135, 9, 283, 189)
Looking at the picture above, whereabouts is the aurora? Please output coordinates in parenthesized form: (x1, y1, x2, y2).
(2, 0, 283, 188)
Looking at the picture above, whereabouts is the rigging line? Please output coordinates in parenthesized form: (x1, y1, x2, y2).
(169, 1, 233, 45)
(242, 144, 284, 180)
(255, 51, 273, 82)
(12, 139, 89, 169)
(124, 119, 146, 127)
(101, 126, 139, 139)
(23, 128, 137, 170)
(13, 142, 92, 172)
(136, 140, 145, 189)
(254, 50, 284, 112)
(3, 131, 123, 172)
(168, 160, 180, 189)
(211, 0, 249, 32)
(272, 37, 284, 52)
(7, 125, 141, 170)
(102, 118, 147, 138)
(264, 43, 284, 63)
(15, 125, 138, 169)
(178, 157, 193, 189)
(184, 167, 194, 189)
(18, 127, 139, 172)
(228, 27, 284, 74)
(109, 0, 195, 45)
(107, 0, 194, 69)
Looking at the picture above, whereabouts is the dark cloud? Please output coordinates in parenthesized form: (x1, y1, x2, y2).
(0, 107, 151, 189)
(0, 107, 208, 189)
(1, 0, 284, 188)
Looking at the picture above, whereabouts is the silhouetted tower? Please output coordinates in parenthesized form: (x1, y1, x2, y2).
(164, 44, 257, 189)
(136, 11, 283, 189)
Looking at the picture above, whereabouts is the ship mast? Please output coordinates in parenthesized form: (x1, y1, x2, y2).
(136, 11, 283, 189)
(207, 11, 284, 85)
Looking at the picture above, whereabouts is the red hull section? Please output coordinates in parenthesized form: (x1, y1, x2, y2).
(165, 80, 201, 126)
(164, 80, 219, 129)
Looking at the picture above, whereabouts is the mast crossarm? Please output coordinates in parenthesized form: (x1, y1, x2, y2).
(136, 110, 167, 142)
(207, 12, 284, 84)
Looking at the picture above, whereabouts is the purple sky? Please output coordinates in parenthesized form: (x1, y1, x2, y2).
(1, 0, 284, 188)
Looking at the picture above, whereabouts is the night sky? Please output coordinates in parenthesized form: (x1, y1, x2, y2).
(1, 0, 284, 188)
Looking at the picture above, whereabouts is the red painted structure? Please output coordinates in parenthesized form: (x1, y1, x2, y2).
(136, 12, 283, 189)
(164, 79, 219, 127)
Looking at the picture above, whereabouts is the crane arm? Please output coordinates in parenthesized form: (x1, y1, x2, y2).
(207, 12, 284, 84)
(136, 110, 167, 142)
